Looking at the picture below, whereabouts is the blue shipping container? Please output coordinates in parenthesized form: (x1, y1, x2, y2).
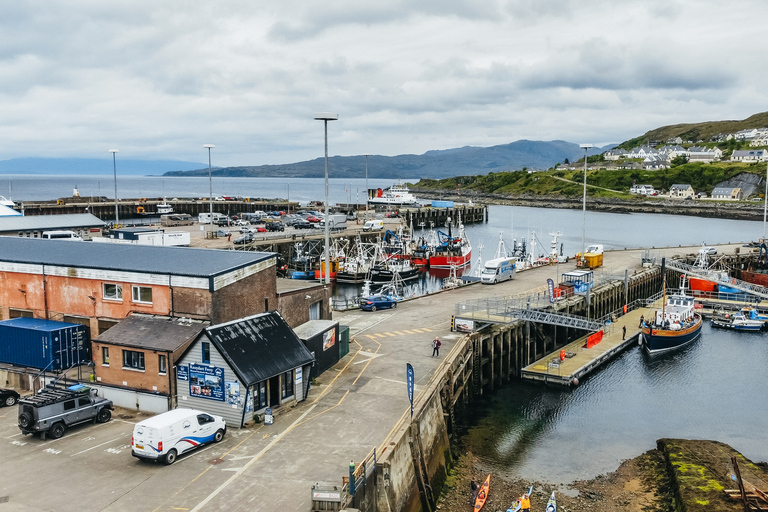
(431, 200, 455, 208)
(0, 318, 90, 370)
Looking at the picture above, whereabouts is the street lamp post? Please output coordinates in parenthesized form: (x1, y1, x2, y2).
(314, 112, 339, 285)
(579, 144, 593, 263)
(204, 144, 215, 219)
(109, 149, 119, 226)
(364, 154, 369, 215)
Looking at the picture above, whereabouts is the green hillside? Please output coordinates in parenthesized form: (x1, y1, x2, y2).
(416, 161, 767, 199)
(618, 111, 768, 149)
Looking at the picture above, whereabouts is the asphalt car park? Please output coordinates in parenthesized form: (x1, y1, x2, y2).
(0, 405, 252, 512)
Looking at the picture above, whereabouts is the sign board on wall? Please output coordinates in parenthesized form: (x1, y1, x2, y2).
(188, 364, 225, 401)
(454, 318, 475, 333)
(176, 365, 189, 381)
(322, 328, 336, 351)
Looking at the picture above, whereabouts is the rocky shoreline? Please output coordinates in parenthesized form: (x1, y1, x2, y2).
(410, 189, 767, 222)
(437, 439, 767, 512)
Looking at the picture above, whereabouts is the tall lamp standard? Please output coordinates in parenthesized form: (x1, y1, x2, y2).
(204, 144, 215, 219)
(364, 154, 370, 215)
(109, 149, 119, 226)
(579, 143, 593, 264)
(314, 112, 339, 285)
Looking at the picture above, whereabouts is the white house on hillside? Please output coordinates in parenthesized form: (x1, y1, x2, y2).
(670, 184, 695, 198)
(731, 149, 767, 162)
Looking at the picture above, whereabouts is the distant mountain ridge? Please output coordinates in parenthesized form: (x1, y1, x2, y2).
(0, 157, 206, 175)
(164, 140, 612, 180)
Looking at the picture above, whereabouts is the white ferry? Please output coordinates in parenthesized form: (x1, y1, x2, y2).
(368, 182, 420, 207)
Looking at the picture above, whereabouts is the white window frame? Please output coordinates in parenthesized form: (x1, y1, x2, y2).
(103, 283, 123, 301)
(131, 285, 153, 304)
(158, 354, 167, 375)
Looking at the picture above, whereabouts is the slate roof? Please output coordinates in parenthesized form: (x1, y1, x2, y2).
(0, 213, 103, 230)
(0, 236, 274, 278)
(203, 311, 314, 386)
(95, 314, 208, 352)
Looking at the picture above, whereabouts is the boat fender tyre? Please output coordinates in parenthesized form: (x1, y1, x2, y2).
(164, 449, 178, 465)
(97, 408, 112, 423)
(18, 413, 32, 428)
(371, 305, 377, 312)
(50, 422, 66, 439)
(214, 429, 225, 443)
(5, 395, 17, 407)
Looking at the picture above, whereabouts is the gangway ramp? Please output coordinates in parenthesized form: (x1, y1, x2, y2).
(454, 295, 602, 332)
(665, 259, 768, 299)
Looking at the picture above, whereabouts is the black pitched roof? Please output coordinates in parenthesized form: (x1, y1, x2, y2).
(95, 315, 208, 352)
(204, 311, 314, 386)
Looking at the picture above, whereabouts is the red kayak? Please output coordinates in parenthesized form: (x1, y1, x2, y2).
(474, 474, 490, 511)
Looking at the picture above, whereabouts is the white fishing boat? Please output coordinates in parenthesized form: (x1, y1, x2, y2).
(368, 181, 420, 207)
(157, 202, 173, 214)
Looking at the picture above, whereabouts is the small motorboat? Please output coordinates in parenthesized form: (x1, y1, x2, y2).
(546, 491, 556, 512)
(474, 474, 490, 511)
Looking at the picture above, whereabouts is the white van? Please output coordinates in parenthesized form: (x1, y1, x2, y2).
(131, 409, 226, 465)
(363, 220, 384, 232)
(42, 230, 83, 241)
(480, 257, 516, 284)
(198, 212, 227, 225)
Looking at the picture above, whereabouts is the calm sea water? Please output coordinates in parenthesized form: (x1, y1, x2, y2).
(462, 322, 768, 482)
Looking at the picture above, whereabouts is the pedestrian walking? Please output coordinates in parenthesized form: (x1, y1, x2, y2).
(227, 233, 231, 242)
(622, 325, 626, 340)
(431, 337, 441, 357)
(639, 314, 644, 328)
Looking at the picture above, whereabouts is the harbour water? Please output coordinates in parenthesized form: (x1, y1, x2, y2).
(461, 322, 768, 483)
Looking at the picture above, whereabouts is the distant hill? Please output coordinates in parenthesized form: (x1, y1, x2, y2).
(619, 111, 768, 149)
(163, 140, 612, 180)
(0, 158, 206, 175)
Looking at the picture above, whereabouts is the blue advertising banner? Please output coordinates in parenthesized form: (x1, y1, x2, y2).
(188, 364, 225, 401)
(176, 364, 189, 381)
(547, 278, 555, 303)
(406, 363, 414, 419)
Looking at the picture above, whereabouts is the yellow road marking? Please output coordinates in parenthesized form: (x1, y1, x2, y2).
(375, 333, 386, 338)
(402, 330, 415, 334)
(365, 334, 377, 340)
(412, 328, 424, 333)
(422, 328, 433, 332)
(383, 332, 395, 336)
(393, 331, 405, 335)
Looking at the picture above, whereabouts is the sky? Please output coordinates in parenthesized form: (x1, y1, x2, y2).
(1, 0, 765, 167)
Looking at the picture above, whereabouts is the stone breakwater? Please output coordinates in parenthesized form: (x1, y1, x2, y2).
(410, 189, 767, 222)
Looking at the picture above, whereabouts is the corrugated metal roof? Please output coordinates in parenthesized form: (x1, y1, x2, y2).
(0, 213, 104, 231)
(205, 312, 314, 386)
(0, 236, 275, 278)
(95, 315, 209, 352)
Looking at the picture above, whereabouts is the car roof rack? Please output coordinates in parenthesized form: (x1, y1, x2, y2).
(19, 383, 91, 408)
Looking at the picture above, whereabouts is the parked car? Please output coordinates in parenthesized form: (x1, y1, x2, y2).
(255, 226, 267, 232)
(18, 384, 113, 439)
(215, 229, 230, 237)
(234, 219, 250, 226)
(132, 409, 226, 465)
(305, 215, 321, 223)
(266, 222, 284, 232)
(360, 295, 398, 311)
(293, 221, 313, 230)
(240, 226, 256, 233)
(233, 234, 253, 244)
(703, 246, 717, 255)
(0, 388, 20, 407)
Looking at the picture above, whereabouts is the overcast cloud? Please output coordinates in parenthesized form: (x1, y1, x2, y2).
(0, 0, 764, 167)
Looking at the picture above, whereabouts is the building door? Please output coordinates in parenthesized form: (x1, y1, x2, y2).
(309, 301, 321, 320)
(269, 376, 280, 407)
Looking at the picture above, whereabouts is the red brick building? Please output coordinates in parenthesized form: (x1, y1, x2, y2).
(0, 237, 277, 337)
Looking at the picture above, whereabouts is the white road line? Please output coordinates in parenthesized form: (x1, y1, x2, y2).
(5, 433, 22, 439)
(71, 436, 123, 457)
(190, 404, 317, 512)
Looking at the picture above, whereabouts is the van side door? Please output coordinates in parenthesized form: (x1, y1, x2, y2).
(196, 414, 216, 443)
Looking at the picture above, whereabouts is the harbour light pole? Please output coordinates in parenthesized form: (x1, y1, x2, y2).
(763, 161, 768, 241)
(109, 149, 119, 226)
(364, 154, 370, 215)
(579, 144, 593, 263)
(204, 144, 215, 219)
(314, 112, 339, 285)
